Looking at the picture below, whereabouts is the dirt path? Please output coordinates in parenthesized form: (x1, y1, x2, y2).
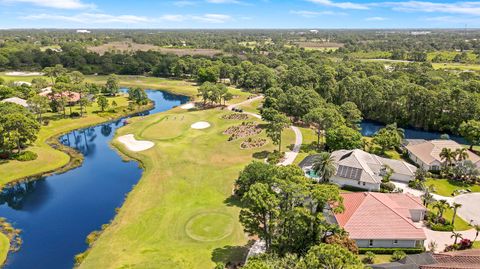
(227, 96, 302, 165)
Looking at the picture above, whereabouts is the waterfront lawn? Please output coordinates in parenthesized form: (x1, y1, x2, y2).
(0, 94, 139, 185)
(0, 74, 250, 185)
(426, 178, 480, 197)
(0, 232, 9, 266)
(79, 107, 294, 268)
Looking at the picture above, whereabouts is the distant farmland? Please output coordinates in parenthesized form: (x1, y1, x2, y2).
(294, 41, 344, 51)
(87, 41, 224, 56)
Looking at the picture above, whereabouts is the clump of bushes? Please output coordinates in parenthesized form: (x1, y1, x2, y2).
(391, 250, 407, 261)
(13, 151, 38, 162)
(267, 150, 284, 164)
(380, 182, 396, 193)
(425, 211, 453, 231)
(444, 239, 473, 252)
(362, 251, 376, 264)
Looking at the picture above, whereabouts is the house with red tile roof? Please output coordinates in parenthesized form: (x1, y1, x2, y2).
(329, 192, 427, 249)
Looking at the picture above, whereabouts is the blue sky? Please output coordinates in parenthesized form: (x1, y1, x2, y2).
(0, 0, 480, 29)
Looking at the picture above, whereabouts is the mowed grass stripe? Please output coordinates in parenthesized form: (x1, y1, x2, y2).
(79, 107, 294, 268)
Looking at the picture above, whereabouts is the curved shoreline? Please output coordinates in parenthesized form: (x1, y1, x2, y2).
(1, 102, 155, 190)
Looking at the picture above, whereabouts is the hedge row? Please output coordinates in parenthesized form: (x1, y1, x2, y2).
(358, 247, 425, 254)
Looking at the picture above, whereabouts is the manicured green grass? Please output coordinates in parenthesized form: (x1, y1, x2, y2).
(428, 204, 471, 231)
(237, 97, 262, 114)
(79, 106, 295, 268)
(293, 127, 319, 166)
(0, 232, 9, 266)
(358, 254, 392, 264)
(473, 241, 480, 249)
(426, 178, 480, 197)
(432, 63, 480, 71)
(0, 94, 137, 186)
(0, 74, 250, 185)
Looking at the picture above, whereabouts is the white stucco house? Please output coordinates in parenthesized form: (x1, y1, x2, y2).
(299, 149, 417, 191)
(404, 139, 480, 171)
(1, 97, 29, 108)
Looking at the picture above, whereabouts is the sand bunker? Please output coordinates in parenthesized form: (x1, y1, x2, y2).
(117, 134, 154, 152)
(5, 71, 43, 76)
(180, 103, 195, 109)
(191, 122, 211, 130)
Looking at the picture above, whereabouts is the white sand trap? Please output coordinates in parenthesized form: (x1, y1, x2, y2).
(117, 134, 154, 152)
(191, 121, 211, 130)
(5, 71, 43, 76)
(180, 103, 195, 109)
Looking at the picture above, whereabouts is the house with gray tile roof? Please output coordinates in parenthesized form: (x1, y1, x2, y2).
(299, 149, 417, 191)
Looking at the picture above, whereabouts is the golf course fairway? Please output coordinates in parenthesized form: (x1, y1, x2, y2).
(78, 105, 295, 268)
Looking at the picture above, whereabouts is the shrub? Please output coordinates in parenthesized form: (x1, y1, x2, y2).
(358, 248, 424, 254)
(408, 179, 424, 190)
(70, 112, 81, 117)
(380, 182, 396, 193)
(459, 239, 473, 250)
(428, 222, 453, 231)
(391, 250, 407, 262)
(362, 251, 376, 264)
(267, 150, 284, 164)
(13, 151, 38, 161)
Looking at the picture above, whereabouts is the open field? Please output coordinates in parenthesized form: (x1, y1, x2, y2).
(79, 105, 296, 268)
(432, 63, 480, 71)
(425, 178, 480, 197)
(427, 51, 478, 63)
(294, 41, 343, 51)
(0, 233, 9, 266)
(87, 41, 223, 56)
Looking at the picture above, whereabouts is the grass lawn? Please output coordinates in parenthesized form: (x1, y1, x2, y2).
(428, 204, 471, 231)
(0, 74, 250, 186)
(237, 97, 262, 114)
(78, 105, 295, 268)
(292, 127, 320, 166)
(0, 232, 9, 266)
(425, 178, 480, 197)
(359, 254, 392, 264)
(432, 63, 480, 71)
(473, 241, 480, 249)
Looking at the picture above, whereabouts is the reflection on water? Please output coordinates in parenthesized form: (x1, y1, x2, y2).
(0, 89, 187, 269)
(360, 120, 467, 144)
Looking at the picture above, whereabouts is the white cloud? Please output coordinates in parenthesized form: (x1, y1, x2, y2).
(159, 13, 232, 23)
(23, 13, 149, 24)
(206, 0, 241, 3)
(3, 0, 95, 9)
(425, 15, 480, 24)
(384, 1, 480, 16)
(172, 1, 196, 7)
(290, 10, 347, 17)
(192, 14, 232, 23)
(307, 0, 369, 10)
(365, 16, 387, 21)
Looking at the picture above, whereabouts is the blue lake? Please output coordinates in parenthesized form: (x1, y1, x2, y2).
(360, 120, 467, 144)
(0, 89, 188, 269)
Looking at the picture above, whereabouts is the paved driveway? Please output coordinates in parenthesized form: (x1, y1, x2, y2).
(454, 193, 480, 225)
(423, 226, 478, 251)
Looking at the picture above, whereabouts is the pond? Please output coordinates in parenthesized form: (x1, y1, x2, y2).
(360, 120, 467, 144)
(0, 89, 188, 269)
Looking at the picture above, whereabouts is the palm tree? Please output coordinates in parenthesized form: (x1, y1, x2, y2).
(474, 224, 480, 242)
(421, 182, 436, 207)
(455, 148, 469, 163)
(312, 152, 337, 183)
(451, 231, 463, 245)
(432, 200, 449, 223)
(440, 148, 455, 167)
(451, 202, 462, 227)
